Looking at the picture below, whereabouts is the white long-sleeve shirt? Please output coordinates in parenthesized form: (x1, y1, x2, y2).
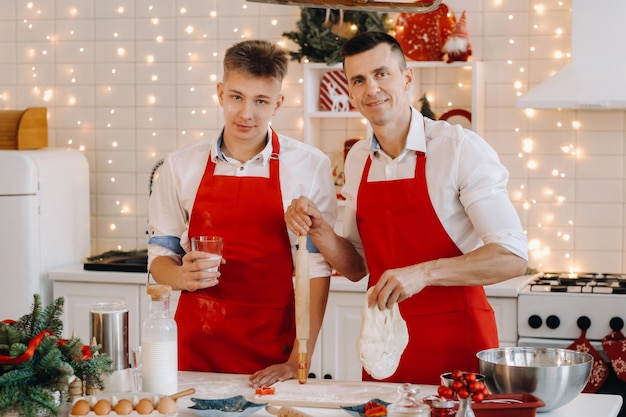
(147, 128, 337, 279)
(342, 108, 528, 261)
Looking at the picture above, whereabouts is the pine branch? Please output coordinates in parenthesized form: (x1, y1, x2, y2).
(283, 7, 392, 65)
(0, 295, 111, 417)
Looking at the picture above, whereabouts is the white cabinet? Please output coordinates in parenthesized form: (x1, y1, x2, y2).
(486, 296, 519, 347)
(302, 61, 485, 156)
(308, 277, 367, 381)
(52, 280, 142, 348)
(50, 266, 180, 351)
(319, 291, 365, 381)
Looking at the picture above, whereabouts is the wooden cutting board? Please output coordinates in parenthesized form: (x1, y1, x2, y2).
(246, 379, 428, 408)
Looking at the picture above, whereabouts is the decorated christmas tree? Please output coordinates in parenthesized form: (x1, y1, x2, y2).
(283, 8, 392, 65)
(419, 94, 437, 120)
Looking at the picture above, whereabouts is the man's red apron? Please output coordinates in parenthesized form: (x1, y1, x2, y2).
(178, 131, 295, 373)
(356, 151, 498, 385)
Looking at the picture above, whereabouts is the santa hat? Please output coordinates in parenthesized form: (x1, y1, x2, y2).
(451, 11, 469, 39)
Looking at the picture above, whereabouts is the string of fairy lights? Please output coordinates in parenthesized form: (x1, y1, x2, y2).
(3, 0, 596, 272)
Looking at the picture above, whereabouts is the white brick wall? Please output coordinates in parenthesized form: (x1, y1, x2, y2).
(2, 0, 624, 273)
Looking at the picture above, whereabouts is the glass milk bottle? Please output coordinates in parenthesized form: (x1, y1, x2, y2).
(141, 285, 177, 394)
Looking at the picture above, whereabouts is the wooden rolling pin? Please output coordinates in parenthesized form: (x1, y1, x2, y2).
(266, 405, 314, 417)
(169, 388, 195, 400)
(295, 235, 310, 384)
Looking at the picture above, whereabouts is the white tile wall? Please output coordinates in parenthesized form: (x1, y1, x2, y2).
(2, 0, 626, 273)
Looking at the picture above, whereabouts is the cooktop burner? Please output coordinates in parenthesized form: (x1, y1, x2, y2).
(528, 272, 626, 294)
(83, 249, 148, 273)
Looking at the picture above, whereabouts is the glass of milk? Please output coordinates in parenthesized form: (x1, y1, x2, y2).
(191, 236, 223, 278)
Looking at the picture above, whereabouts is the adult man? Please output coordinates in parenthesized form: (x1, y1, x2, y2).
(285, 32, 528, 384)
(147, 39, 336, 388)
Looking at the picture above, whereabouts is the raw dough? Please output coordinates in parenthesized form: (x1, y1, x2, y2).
(357, 287, 409, 380)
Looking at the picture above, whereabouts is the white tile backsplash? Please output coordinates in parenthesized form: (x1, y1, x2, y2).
(5, 0, 626, 272)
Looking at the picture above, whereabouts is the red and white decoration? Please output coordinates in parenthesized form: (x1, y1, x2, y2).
(443, 10, 472, 63)
(567, 328, 609, 393)
(603, 329, 626, 382)
(394, 3, 455, 62)
(319, 70, 354, 112)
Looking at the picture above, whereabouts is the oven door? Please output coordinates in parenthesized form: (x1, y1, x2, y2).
(518, 337, 608, 361)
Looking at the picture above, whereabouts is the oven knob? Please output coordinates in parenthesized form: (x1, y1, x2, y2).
(528, 315, 542, 329)
(610, 317, 624, 331)
(577, 316, 591, 330)
(546, 315, 560, 329)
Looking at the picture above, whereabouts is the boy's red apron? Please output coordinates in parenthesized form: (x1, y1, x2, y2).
(356, 150, 498, 385)
(179, 131, 295, 373)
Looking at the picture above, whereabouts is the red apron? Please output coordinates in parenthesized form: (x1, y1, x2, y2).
(178, 131, 295, 373)
(356, 151, 498, 385)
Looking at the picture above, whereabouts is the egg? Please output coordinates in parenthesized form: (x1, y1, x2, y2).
(113, 399, 134, 415)
(70, 399, 91, 416)
(156, 397, 177, 415)
(92, 399, 112, 415)
(134, 398, 155, 414)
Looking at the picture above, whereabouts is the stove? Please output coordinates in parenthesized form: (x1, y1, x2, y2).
(517, 272, 626, 414)
(518, 273, 626, 353)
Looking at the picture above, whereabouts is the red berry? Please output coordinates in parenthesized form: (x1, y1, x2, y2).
(472, 392, 485, 403)
(442, 387, 455, 399)
(457, 388, 470, 399)
(465, 372, 477, 383)
(469, 381, 484, 393)
(451, 370, 464, 381)
(452, 380, 465, 392)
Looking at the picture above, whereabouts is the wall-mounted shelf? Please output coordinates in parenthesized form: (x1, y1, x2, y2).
(303, 60, 485, 151)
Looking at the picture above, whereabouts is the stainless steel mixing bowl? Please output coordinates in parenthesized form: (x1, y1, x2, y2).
(477, 347, 593, 412)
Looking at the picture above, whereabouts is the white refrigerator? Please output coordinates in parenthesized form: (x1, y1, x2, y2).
(0, 148, 90, 320)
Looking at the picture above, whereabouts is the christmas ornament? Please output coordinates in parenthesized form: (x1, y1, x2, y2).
(443, 10, 472, 63)
(394, 3, 455, 62)
(283, 7, 392, 65)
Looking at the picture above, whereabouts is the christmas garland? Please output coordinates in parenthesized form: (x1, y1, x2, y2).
(283, 8, 393, 65)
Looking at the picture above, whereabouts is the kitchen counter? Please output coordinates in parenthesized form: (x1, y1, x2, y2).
(175, 372, 622, 417)
(60, 371, 623, 417)
(49, 265, 536, 297)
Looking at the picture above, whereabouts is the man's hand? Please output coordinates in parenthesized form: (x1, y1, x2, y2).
(248, 361, 298, 388)
(368, 264, 426, 309)
(179, 251, 223, 291)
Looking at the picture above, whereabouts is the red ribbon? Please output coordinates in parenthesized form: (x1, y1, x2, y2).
(0, 329, 52, 365)
(58, 338, 93, 361)
(2, 319, 92, 365)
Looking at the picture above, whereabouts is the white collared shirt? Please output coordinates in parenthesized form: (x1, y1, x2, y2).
(147, 127, 337, 278)
(341, 108, 528, 261)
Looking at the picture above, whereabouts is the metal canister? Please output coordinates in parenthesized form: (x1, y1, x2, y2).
(90, 300, 129, 370)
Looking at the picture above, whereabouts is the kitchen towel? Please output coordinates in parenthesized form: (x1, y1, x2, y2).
(567, 328, 608, 393)
(602, 329, 626, 382)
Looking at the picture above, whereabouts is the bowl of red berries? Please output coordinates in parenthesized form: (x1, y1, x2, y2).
(439, 370, 489, 403)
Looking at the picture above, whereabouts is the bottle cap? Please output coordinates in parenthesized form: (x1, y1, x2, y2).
(147, 284, 172, 300)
